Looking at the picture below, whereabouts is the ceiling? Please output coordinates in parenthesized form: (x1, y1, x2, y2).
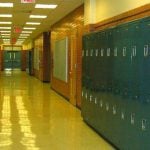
(0, 0, 84, 45)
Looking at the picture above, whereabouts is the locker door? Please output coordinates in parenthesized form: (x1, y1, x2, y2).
(106, 28, 113, 92)
(140, 17, 150, 103)
(82, 35, 88, 88)
(97, 31, 104, 91)
(92, 32, 99, 91)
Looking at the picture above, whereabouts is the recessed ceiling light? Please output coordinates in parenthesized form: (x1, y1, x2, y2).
(1, 34, 10, 36)
(0, 27, 11, 29)
(17, 39, 25, 41)
(19, 36, 28, 38)
(35, 4, 57, 9)
(3, 39, 10, 41)
(0, 3, 13, 7)
(0, 14, 12, 17)
(30, 15, 47, 18)
(0, 22, 12, 24)
(23, 27, 36, 30)
(0, 31, 11, 33)
(26, 22, 40, 25)
(20, 34, 30, 36)
(2, 36, 10, 38)
(22, 31, 32, 33)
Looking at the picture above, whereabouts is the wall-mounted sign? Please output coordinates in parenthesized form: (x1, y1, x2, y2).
(21, 0, 35, 3)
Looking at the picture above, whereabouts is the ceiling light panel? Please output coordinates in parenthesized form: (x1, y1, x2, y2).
(3, 39, 10, 41)
(0, 3, 13, 7)
(20, 34, 30, 36)
(0, 27, 11, 29)
(0, 14, 12, 17)
(19, 36, 28, 38)
(35, 4, 57, 9)
(0, 22, 12, 24)
(0, 31, 11, 33)
(1, 34, 10, 36)
(2, 36, 10, 38)
(22, 31, 32, 33)
(26, 22, 40, 25)
(17, 39, 25, 41)
(23, 27, 36, 30)
(30, 15, 47, 18)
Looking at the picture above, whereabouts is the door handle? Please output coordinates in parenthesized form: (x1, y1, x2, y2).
(14, 53, 15, 59)
(10, 53, 12, 59)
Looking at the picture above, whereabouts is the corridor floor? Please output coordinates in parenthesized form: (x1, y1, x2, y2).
(0, 70, 115, 150)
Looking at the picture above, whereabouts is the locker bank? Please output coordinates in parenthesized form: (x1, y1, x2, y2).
(0, 0, 149, 150)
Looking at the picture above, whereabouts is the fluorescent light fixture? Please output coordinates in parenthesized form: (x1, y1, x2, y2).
(0, 31, 11, 33)
(23, 27, 36, 30)
(3, 39, 10, 41)
(2, 36, 10, 38)
(17, 39, 25, 41)
(20, 34, 30, 36)
(0, 22, 12, 24)
(0, 27, 11, 29)
(26, 22, 40, 25)
(0, 3, 13, 7)
(30, 15, 47, 18)
(4, 42, 10, 44)
(0, 14, 12, 17)
(35, 4, 57, 9)
(1, 34, 10, 36)
(22, 31, 32, 33)
(19, 36, 28, 38)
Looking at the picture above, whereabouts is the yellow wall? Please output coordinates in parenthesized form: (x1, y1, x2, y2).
(23, 41, 33, 50)
(84, 0, 150, 24)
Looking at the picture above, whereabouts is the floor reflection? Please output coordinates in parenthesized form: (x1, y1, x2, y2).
(15, 96, 39, 150)
(0, 95, 12, 147)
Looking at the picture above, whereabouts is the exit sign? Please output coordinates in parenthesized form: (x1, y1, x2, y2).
(21, 0, 35, 3)
(14, 27, 22, 33)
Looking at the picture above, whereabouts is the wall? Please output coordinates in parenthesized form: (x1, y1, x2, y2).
(34, 35, 43, 80)
(84, 0, 150, 25)
(34, 32, 50, 82)
(51, 5, 84, 107)
(23, 40, 33, 50)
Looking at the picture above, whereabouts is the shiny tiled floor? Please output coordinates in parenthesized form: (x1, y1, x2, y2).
(0, 70, 115, 150)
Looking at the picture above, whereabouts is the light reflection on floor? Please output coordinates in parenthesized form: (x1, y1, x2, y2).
(0, 96, 12, 147)
(15, 96, 39, 150)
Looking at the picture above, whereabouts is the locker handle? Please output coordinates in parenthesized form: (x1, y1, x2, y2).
(107, 48, 110, 56)
(142, 119, 147, 131)
(114, 48, 117, 56)
(144, 45, 148, 57)
(132, 46, 136, 57)
(123, 47, 126, 56)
